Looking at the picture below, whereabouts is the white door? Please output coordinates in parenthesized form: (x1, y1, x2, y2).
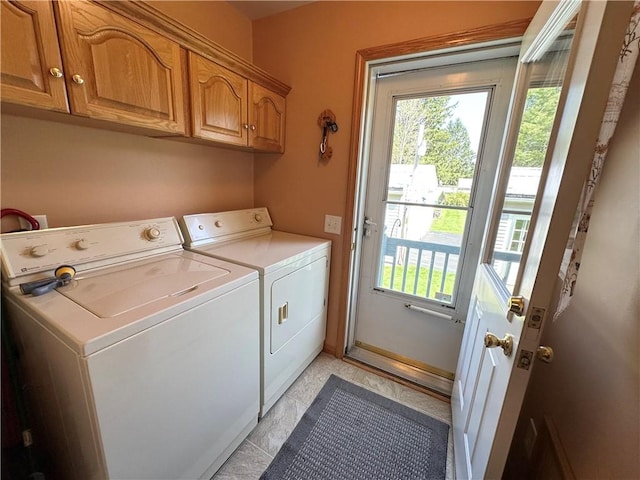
(451, 1, 634, 478)
(349, 57, 518, 387)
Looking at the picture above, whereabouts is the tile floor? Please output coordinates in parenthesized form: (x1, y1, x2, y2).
(212, 353, 455, 479)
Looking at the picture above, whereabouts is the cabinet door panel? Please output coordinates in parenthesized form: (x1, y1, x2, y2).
(1, 0, 69, 112)
(189, 52, 248, 146)
(56, 0, 186, 134)
(249, 83, 285, 153)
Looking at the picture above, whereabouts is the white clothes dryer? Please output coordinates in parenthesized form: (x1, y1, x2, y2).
(0, 217, 260, 480)
(180, 208, 331, 416)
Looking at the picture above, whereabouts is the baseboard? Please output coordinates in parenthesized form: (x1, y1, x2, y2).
(532, 415, 576, 480)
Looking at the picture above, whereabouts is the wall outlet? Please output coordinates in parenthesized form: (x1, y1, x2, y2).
(19, 214, 48, 230)
(324, 215, 342, 235)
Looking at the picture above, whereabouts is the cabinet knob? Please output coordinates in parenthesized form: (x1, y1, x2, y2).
(250, 124, 256, 131)
(72, 74, 85, 85)
(243, 123, 249, 130)
(49, 67, 63, 78)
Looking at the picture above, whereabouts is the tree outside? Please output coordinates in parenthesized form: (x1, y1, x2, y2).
(381, 87, 561, 301)
(391, 96, 476, 185)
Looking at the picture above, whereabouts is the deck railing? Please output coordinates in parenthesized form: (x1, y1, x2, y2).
(379, 235, 520, 300)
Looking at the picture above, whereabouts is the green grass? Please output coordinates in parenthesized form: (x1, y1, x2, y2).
(381, 264, 456, 300)
(430, 209, 466, 234)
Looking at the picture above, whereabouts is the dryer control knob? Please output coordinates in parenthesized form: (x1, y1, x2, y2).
(254, 213, 262, 223)
(76, 239, 90, 250)
(30, 245, 49, 257)
(144, 227, 161, 241)
(214, 221, 223, 228)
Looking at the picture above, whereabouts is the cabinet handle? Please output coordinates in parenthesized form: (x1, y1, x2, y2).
(72, 74, 85, 85)
(250, 124, 256, 131)
(243, 123, 249, 130)
(49, 67, 63, 78)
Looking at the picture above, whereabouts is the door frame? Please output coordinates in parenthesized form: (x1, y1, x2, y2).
(349, 57, 519, 384)
(336, 19, 533, 358)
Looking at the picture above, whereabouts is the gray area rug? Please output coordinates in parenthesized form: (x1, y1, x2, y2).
(260, 375, 449, 480)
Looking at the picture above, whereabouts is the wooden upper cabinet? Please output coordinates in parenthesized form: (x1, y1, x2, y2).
(0, 1, 288, 147)
(0, 0, 69, 112)
(189, 52, 248, 147)
(249, 83, 286, 153)
(54, 0, 186, 135)
(189, 52, 286, 152)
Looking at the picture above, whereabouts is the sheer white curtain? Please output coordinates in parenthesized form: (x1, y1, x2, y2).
(556, 1, 640, 318)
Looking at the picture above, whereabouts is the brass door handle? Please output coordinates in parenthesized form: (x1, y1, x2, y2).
(484, 332, 514, 357)
(72, 74, 84, 85)
(508, 295, 526, 316)
(536, 345, 554, 363)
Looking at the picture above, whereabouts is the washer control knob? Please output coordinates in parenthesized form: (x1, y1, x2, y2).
(214, 220, 223, 228)
(144, 227, 161, 241)
(30, 245, 49, 257)
(198, 224, 205, 230)
(75, 239, 90, 250)
(254, 213, 262, 223)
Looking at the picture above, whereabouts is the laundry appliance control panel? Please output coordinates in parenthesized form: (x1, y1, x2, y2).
(0, 217, 183, 283)
(180, 207, 273, 246)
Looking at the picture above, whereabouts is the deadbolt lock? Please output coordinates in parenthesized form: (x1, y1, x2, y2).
(508, 295, 526, 316)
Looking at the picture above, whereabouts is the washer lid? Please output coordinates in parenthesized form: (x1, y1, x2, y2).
(59, 256, 229, 318)
(193, 231, 331, 275)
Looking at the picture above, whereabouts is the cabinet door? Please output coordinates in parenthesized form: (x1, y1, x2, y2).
(188, 52, 248, 147)
(249, 83, 286, 153)
(1, 0, 69, 112)
(55, 0, 186, 135)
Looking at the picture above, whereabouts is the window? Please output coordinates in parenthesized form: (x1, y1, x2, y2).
(376, 90, 490, 305)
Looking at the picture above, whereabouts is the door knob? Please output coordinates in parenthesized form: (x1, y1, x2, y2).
(508, 295, 526, 316)
(484, 332, 514, 357)
(536, 345, 554, 363)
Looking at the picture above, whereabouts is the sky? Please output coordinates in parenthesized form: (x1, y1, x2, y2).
(448, 90, 489, 157)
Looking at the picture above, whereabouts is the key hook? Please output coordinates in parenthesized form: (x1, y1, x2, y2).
(317, 109, 338, 161)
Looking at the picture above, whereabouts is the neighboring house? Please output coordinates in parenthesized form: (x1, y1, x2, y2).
(385, 164, 439, 240)
(459, 167, 542, 286)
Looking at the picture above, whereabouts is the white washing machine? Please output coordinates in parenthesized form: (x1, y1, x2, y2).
(0, 217, 260, 480)
(180, 208, 331, 416)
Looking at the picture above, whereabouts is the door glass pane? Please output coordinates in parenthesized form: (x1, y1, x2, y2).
(490, 30, 575, 291)
(376, 91, 489, 305)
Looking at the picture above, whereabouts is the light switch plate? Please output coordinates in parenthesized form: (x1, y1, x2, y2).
(324, 215, 342, 235)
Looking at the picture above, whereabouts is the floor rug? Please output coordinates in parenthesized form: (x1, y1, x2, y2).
(260, 374, 449, 480)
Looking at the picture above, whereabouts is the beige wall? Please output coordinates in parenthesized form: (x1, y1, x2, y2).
(507, 65, 640, 478)
(251, 1, 541, 353)
(149, 0, 253, 61)
(0, 115, 254, 228)
(1, 2, 255, 231)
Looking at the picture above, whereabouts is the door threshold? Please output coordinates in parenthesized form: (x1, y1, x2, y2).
(346, 345, 453, 397)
